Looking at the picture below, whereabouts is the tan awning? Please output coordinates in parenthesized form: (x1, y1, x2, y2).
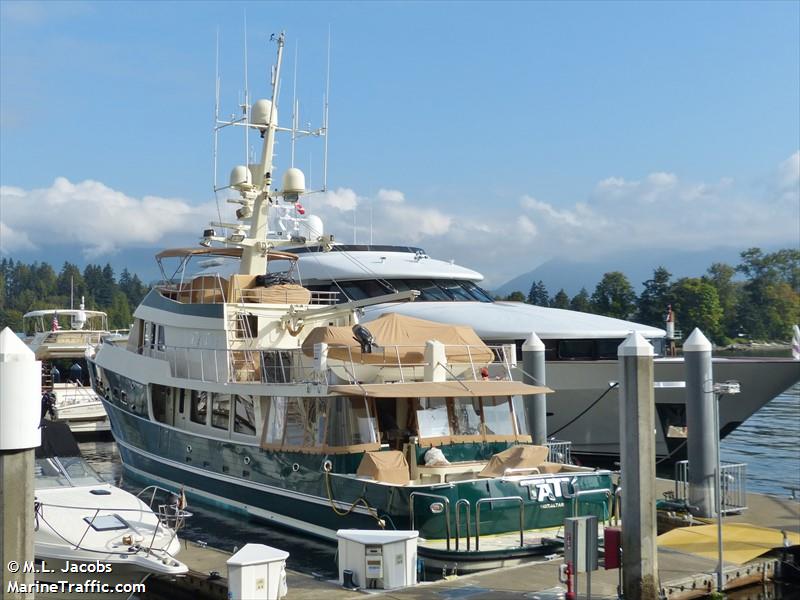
(328, 381, 552, 398)
(155, 247, 298, 261)
(302, 312, 494, 364)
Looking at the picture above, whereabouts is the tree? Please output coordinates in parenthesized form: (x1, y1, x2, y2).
(550, 288, 570, 309)
(591, 272, 637, 319)
(704, 262, 740, 341)
(505, 291, 526, 302)
(669, 277, 724, 342)
(736, 248, 800, 339)
(527, 280, 549, 306)
(636, 266, 672, 327)
(570, 287, 592, 313)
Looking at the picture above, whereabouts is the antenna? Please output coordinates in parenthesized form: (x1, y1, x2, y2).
(291, 41, 298, 167)
(213, 28, 221, 191)
(243, 10, 250, 170)
(323, 25, 331, 192)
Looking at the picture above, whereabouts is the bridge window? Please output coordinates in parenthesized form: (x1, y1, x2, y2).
(190, 390, 208, 425)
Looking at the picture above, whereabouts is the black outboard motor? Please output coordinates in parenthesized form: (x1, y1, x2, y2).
(352, 324, 377, 354)
(69, 362, 82, 383)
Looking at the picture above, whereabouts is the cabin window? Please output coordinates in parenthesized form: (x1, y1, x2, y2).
(156, 325, 166, 351)
(211, 393, 231, 430)
(283, 397, 328, 448)
(262, 397, 287, 444)
(512, 395, 529, 435)
(452, 397, 482, 435)
(326, 397, 377, 447)
(481, 397, 515, 435)
(233, 395, 257, 436)
(416, 398, 451, 438)
(151, 384, 169, 424)
(558, 340, 594, 360)
(190, 390, 208, 425)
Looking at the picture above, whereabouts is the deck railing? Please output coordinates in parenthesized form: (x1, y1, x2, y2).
(674, 460, 748, 514)
(142, 342, 509, 387)
(545, 440, 572, 464)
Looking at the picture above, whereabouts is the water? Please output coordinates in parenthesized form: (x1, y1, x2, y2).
(720, 383, 800, 497)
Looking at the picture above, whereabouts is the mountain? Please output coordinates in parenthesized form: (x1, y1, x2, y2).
(492, 246, 760, 297)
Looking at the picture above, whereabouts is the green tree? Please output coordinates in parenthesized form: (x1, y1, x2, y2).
(527, 280, 549, 306)
(637, 266, 672, 327)
(704, 262, 740, 340)
(670, 277, 724, 342)
(570, 287, 592, 313)
(736, 248, 800, 339)
(505, 291, 526, 302)
(106, 290, 132, 330)
(591, 272, 636, 319)
(550, 288, 570, 309)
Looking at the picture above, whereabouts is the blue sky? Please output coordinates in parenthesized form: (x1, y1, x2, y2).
(1, 1, 798, 286)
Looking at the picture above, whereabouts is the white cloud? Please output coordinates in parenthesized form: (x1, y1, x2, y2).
(3, 151, 796, 287)
(318, 187, 360, 211)
(0, 221, 36, 254)
(0, 177, 215, 259)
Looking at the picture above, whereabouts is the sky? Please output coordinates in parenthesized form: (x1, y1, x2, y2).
(1, 1, 798, 287)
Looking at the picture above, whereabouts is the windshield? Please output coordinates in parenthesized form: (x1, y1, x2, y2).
(34, 457, 106, 489)
(308, 278, 494, 304)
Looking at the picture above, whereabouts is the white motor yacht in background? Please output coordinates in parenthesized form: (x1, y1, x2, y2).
(193, 233, 799, 467)
(24, 300, 114, 433)
(34, 421, 188, 599)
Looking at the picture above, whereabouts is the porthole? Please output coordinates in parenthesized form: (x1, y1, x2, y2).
(186, 445, 192, 454)
(292, 463, 300, 472)
(322, 460, 332, 472)
(244, 456, 251, 465)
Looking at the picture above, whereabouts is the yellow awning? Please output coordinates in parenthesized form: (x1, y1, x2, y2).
(329, 381, 552, 398)
(657, 523, 800, 565)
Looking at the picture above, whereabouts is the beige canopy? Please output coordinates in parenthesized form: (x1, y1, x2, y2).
(329, 380, 552, 398)
(356, 450, 410, 485)
(302, 313, 494, 364)
(479, 445, 562, 477)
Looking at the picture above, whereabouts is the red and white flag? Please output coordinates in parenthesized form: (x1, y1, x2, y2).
(51, 313, 60, 331)
(295, 202, 305, 215)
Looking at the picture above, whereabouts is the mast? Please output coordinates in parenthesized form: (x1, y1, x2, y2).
(240, 32, 285, 276)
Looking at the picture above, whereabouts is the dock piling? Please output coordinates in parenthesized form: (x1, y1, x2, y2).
(618, 331, 659, 599)
(522, 332, 547, 445)
(684, 328, 717, 518)
(0, 327, 42, 600)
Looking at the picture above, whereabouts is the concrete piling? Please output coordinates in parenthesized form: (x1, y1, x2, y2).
(522, 332, 547, 445)
(684, 328, 717, 518)
(0, 327, 42, 599)
(618, 331, 659, 599)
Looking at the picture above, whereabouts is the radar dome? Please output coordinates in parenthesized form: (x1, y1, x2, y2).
(302, 214, 324, 240)
(229, 165, 252, 189)
(251, 99, 278, 130)
(282, 168, 306, 195)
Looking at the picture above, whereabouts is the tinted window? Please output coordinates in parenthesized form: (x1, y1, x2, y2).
(558, 340, 594, 360)
(190, 390, 208, 425)
(211, 393, 231, 430)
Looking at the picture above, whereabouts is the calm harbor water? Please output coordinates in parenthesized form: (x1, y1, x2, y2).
(78, 383, 800, 588)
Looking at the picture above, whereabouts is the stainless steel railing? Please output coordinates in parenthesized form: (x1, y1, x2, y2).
(475, 496, 525, 551)
(409, 491, 452, 551)
(674, 459, 748, 514)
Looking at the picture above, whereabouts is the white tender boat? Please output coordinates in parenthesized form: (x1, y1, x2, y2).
(34, 422, 188, 599)
(24, 301, 114, 433)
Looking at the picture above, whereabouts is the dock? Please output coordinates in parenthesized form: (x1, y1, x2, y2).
(150, 479, 798, 599)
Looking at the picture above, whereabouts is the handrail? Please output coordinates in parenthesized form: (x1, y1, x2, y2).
(409, 491, 451, 551)
(455, 499, 471, 552)
(475, 496, 525, 551)
(569, 488, 613, 519)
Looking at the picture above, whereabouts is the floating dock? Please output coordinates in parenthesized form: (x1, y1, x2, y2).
(150, 478, 798, 599)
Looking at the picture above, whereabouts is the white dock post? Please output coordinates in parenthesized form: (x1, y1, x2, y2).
(0, 327, 42, 599)
(684, 328, 717, 518)
(522, 332, 547, 445)
(618, 332, 659, 599)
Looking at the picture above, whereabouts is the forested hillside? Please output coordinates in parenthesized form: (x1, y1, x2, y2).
(501, 247, 799, 345)
(0, 260, 149, 331)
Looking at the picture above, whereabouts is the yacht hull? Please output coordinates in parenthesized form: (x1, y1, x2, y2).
(538, 358, 799, 466)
